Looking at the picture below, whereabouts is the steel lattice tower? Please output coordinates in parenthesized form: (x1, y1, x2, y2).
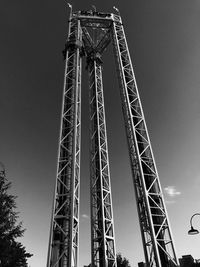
(47, 6, 179, 267)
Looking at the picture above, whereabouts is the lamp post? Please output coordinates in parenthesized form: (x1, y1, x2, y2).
(188, 213, 200, 235)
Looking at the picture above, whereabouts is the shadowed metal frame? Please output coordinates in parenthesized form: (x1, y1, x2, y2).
(112, 13, 179, 267)
(47, 15, 82, 267)
(47, 7, 179, 267)
(88, 59, 117, 267)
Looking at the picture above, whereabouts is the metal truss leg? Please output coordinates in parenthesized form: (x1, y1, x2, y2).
(47, 18, 82, 267)
(112, 17, 179, 267)
(88, 58, 117, 267)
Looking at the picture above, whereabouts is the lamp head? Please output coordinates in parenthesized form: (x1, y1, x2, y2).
(188, 226, 199, 235)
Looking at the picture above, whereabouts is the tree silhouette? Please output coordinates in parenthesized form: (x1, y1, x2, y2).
(117, 253, 131, 267)
(0, 164, 32, 266)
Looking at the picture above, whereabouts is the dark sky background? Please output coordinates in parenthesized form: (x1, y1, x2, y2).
(1, 0, 200, 266)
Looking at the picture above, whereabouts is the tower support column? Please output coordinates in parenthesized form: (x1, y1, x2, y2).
(88, 55, 117, 267)
(112, 14, 179, 267)
(47, 9, 179, 267)
(47, 17, 82, 267)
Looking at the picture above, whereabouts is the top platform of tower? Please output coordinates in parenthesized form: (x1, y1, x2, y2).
(70, 10, 122, 28)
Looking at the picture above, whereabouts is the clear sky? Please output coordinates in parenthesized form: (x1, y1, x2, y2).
(1, 0, 200, 266)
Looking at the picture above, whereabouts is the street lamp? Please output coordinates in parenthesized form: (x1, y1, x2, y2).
(188, 213, 200, 235)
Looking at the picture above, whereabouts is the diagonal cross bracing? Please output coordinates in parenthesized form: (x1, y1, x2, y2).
(47, 17, 82, 267)
(47, 9, 179, 267)
(89, 59, 117, 267)
(112, 14, 179, 267)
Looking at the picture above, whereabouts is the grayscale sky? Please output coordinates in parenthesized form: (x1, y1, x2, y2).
(1, 0, 200, 266)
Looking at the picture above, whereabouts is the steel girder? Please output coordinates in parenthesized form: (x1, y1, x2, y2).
(47, 9, 179, 267)
(47, 17, 82, 267)
(112, 14, 179, 267)
(88, 58, 117, 267)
